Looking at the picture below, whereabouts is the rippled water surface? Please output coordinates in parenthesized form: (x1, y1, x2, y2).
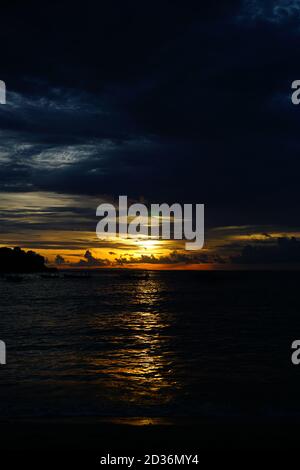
(1, 270, 300, 419)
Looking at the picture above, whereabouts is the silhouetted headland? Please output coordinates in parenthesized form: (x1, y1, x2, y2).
(0, 247, 56, 273)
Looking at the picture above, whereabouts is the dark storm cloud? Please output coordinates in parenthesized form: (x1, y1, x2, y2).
(1, 0, 300, 232)
(0, 90, 135, 142)
(115, 250, 225, 265)
(74, 250, 111, 267)
(55, 254, 65, 265)
(232, 237, 300, 264)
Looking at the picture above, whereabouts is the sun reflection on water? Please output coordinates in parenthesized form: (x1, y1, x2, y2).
(90, 276, 180, 406)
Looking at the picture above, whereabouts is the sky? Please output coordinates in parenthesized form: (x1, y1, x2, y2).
(1, 0, 300, 269)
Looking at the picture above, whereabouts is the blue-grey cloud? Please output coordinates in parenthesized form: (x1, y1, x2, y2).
(238, 0, 300, 24)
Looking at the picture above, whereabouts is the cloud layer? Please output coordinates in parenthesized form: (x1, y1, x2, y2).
(1, 1, 300, 266)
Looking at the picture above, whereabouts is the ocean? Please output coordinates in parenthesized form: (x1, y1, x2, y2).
(1, 270, 300, 422)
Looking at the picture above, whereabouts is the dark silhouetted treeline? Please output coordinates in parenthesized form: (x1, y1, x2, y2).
(0, 247, 55, 273)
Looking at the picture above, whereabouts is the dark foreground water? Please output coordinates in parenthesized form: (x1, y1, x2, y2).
(1, 270, 300, 421)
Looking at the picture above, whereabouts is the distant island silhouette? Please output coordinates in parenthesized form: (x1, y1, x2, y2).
(0, 247, 55, 273)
